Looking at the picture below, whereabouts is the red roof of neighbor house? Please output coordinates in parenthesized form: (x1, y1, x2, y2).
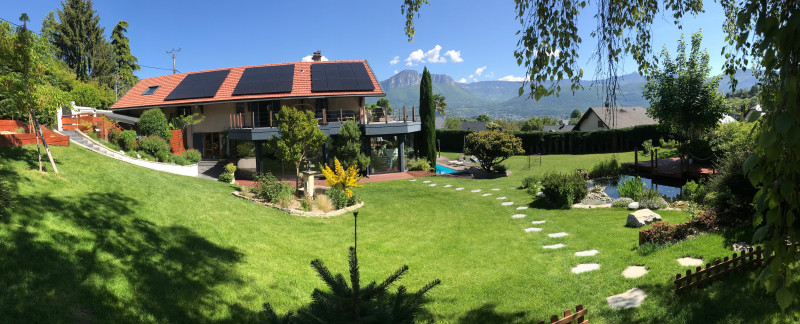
(110, 60, 384, 110)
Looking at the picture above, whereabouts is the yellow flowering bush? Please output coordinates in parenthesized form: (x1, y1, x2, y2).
(321, 158, 362, 198)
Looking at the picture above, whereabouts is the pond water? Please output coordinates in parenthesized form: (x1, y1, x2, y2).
(590, 174, 685, 202)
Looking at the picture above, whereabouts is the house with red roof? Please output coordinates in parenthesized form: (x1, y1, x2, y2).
(111, 52, 421, 175)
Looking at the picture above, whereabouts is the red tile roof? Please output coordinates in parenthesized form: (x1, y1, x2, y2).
(110, 60, 384, 110)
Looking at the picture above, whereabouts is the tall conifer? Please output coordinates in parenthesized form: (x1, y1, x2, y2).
(419, 67, 436, 165)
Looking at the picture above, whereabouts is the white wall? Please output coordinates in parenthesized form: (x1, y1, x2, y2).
(578, 111, 608, 131)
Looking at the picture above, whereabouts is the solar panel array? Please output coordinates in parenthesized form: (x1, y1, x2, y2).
(311, 62, 375, 92)
(232, 65, 295, 96)
(164, 70, 230, 101)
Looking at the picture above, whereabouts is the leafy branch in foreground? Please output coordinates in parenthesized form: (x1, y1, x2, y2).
(261, 212, 441, 323)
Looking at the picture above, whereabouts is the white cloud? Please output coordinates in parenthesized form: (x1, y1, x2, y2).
(301, 55, 329, 62)
(499, 75, 525, 82)
(457, 78, 467, 83)
(444, 50, 463, 63)
(405, 49, 425, 66)
(393, 70, 399, 75)
(424, 45, 446, 63)
(475, 66, 487, 76)
(389, 56, 400, 65)
(534, 49, 561, 57)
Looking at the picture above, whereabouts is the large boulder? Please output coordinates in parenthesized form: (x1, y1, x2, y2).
(627, 202, 640, 210)
(625, 209, 661, 228)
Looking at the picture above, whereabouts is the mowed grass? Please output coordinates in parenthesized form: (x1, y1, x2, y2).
(0, 145, 796, 323)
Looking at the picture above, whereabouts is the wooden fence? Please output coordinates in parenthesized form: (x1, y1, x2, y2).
(538, 305, 587, 324)
(674, 246, 764, 294)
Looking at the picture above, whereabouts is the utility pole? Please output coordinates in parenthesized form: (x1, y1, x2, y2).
(166, 47, 181, 74)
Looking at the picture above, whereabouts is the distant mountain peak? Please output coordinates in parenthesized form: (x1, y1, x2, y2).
(381, 70, 456, 90)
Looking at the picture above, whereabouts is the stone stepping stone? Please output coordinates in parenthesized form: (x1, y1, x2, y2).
(409, 179, 417, 181)
(455, 187, 464, 190)
(531, 220, 546, 224)
(622, 266, 648, 279)
(575, 250, 599, 256)
(512, 214, 526, 219)
(548, 232, 568, 238)
(607, 288, 647, 309)
(677, 257, 703, 267)
(471, 189, 481, 193)
(482, 193, 493, 197)
(543, 243, 565, 249)
(524, 227, 542, 232)
(516, 206, 528, 210)
(443, 184, 452, 188)
(571, 263, 600, 274)
(501, 202, 514, 206)
(423, 180, 431, 183)
(429, 184, 437, 187)
(491, 188, 501, 191)
(497, 197, 507, 200)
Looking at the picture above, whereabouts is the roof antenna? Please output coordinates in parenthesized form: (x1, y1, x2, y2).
(167, 47, 182, 74)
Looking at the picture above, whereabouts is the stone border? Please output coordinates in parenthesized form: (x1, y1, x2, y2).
(232, 191, 364, 217)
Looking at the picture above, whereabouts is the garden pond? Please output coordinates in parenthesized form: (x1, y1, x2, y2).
(589, 174, 688, 203)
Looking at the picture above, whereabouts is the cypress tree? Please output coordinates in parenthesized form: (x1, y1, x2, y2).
(419, 67, 436, 165)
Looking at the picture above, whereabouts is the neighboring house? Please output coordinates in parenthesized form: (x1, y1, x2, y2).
(573, 107, 657, 131)
(719, 115, 737, 124)
(542, 124, 575, 132)
(434, 116, 445, 129)
(744, 104, 763, 121)
(460, 121, 487, 131)
(111, 53, 420, 174)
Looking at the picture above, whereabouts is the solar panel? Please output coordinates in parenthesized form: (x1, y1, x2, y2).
(164, 70, 230, 101)
(232, 64, 294, 96)
(311, 62, 375, 92)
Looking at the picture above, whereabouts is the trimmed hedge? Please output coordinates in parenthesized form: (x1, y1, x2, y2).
(437, 124, 668, 154)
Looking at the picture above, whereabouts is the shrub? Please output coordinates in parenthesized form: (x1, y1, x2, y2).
(118, 130, 137, 151)
(348, 190, 362, 207)
(639, 196, 669, 210)
(688, 209, 720, 233)
(321, 158, 362, 198)
(172, 155, 189, 165)
(618, 177, 646, 201)
(493, 164, 508, 174)
(301, 197, 312, 211)
(640, 222, 682, 245)
(640, 139, 655, 157)
(137, 135, 169, 157)
(464, 131, 524, 171)
(407, 157, 432, 172)
(87, 131, 99, 141)
(521, 175, 539, 189)
(14, 127, 25, 134)
(681, 180, 707, 204)
(589, 157, 620, 179)
(108, 128, 121, 144)
(218, 172, 234, 183)
(707, 149, 756, 227)
(138, 108, 172, 140)
(154, 150, 171, 163)
(183, 149, 202, 163)
(253, 173, 294, 204)
(327, 188, 349, 210)
(224, 163, 237, 174)
(612, 197, 634, 207)
(314, 195, 335, 213)
(539, 171, 588, 209)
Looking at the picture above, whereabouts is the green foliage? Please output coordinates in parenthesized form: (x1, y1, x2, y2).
(521, 175, 539, 190)
(418, 67, 437, 166)
(589, 157, 620, 179)
(708, 149, 756, 227)
(464, 131, 524, 171)
(640, 210, 720, 245)
(154, 150, 171, 163)
(182, 149, 201, 164)
(540, 171, 588, 209)
(169, 113, 205, 130)
(0, 179, 14, 215)
(332, 121, 370, 171)
(110, 20, 140, 89)
(618, 177, 646, 201)
(493, 164, 507, 174)
(235, 142, 255, 158)
(433, 93, 447, 115)
(570, 109, 582, 119)
(475, 114, 492, 122)
(224, 163, 237, 174)
(326, 188, 349, 210)
(253, 173, 294, 204)
(261, 213, 440, 323)
(443, 116, 464, 130)
(300, 197, 311, 212)
(172, 155, 188, 166)
(69, 81, 114, 108)
(266, 107, 326, 187)
(137, 135, 168, 157)
(375, 98, 392, 114)
(406, 157, 432, 172)
(709, 121, 757, 159)
(680, 180, 707, 205)
(138, 109, 172, 140)
(117, 130, 137, 151)
(53, 0, 106, 82)
(612, 197, 634, 208)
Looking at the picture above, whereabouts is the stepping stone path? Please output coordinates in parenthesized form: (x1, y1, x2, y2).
(501, 202, 514, 206)
(575, 250, 599, 256)
(571, 263, 600, 274)
(677, 257, 704, 267)
(455, 188, 464, 190)
(482, 193, 493, 197)
(543, 244, 565, 249)
(471, 189, 481, 192)
(622, 266, 648, 279)
(496, 197, 507, 200)
(409, 179, 417, 181)
(607, 288, 647, 309)
(512, 214, 526, 219)
(531, 220, 546, 224)
(516, 206, 528, 210)
(443, 184, 452, 188)
(548, 232, 568, 238)
(491, 188, 501, 191)
(429, 184, 437, 187)
(524, 227, 542, 232)
(423, 180, 431, 183)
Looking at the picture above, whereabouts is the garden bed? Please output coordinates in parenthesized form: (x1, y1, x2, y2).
(231, 190, 363, 217)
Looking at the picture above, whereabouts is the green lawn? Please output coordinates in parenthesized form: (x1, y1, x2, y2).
(0, 145, 796, 323)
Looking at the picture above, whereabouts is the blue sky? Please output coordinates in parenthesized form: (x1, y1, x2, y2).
(5, 0, 728, 83)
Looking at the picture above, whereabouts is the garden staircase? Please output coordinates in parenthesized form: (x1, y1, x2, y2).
(61, 130, 120, 157)
(197, 160, 227, 180)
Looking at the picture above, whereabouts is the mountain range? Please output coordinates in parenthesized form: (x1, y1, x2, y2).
(368, 70, 758, 120)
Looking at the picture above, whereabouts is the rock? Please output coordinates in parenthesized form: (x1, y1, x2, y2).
(625, 209, 661, 228)
(575, 250, 599, 256)
(471, 189, 481, 193)
(543, 244, 565, 249)
(429, 183, 436, 187)
(482, 193, 492, 196)
(627, 202, 640, 210)
(496, 197, 507, 200)
(677, 257, 703, 266)
(423, 180, 431, 183)
(622, 266, 648, 278)
(512, 214, 526, 219)
(455, 187, 464, 190)
(607, 288, 647, 309)
(516, 206, 528, 210)
(548, 232, 568, 238)
(531, 220, 546, 224)
(443, 184, 452, 188)
(524, 227, 542, 232)
(732, 242, 753, 252)
(571, 263, 600, 274)
(501, 202, 514, 206)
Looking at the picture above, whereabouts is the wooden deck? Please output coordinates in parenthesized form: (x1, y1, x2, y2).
(622, 157, 715, 179)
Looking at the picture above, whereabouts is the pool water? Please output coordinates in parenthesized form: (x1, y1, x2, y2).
(435, 164, 458, 174)
(590, 174, 684, 202)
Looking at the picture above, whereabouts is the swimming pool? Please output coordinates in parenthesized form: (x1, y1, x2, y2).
(435, 164, 458, 174)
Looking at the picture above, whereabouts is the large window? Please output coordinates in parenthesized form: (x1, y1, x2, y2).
(369, 135, 400, 173)
(249, 100, 280, 127)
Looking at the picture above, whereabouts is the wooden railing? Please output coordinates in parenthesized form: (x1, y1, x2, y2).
(228, 106, 422, 130)
(538, 305, 588, 324)
(674, 246, 764, 294)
